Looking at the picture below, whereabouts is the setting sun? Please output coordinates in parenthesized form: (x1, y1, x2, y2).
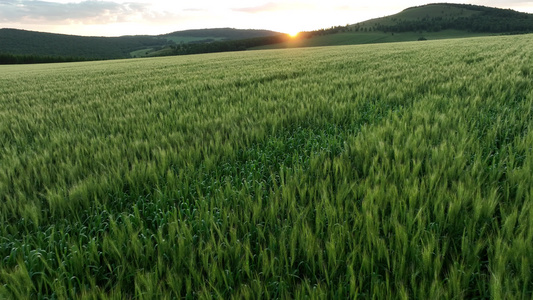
(288, 31, 299, 38)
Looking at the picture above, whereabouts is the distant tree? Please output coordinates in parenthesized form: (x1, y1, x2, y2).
(0, 52, 91, 64)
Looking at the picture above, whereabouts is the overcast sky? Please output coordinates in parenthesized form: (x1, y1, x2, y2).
(1, 0, 532, 36)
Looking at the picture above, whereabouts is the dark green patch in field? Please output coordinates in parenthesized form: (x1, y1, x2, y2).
(116, 94, 398, 226)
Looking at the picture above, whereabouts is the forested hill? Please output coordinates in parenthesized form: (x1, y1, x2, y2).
(0, 28, 281, 61)
(353, 3, 533, 33)
(161, 28, 281, 40)
(0, 29, 170, 59)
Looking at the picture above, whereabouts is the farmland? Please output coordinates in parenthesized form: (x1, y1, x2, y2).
(1, 34, 533, 298)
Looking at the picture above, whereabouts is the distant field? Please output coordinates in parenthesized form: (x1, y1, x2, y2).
(131, 36, 229, 57)
(163, 36, 227, 44)
(130, 48, 154, 58)
(1, 34, 533, 298)
(254, 30, 496, 49)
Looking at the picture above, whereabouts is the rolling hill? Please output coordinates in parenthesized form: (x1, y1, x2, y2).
(353, 3, 533, 33)
(140, 28, 285, 57)
(0, 29, 170, 59)
(161, 28, 283, 43)
(255, 3, 533, 49)
(0, 28, 281, 60)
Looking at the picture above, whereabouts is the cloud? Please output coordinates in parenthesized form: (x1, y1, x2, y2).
(0, 0, 151, 24)
(470, 0, 533, 8)
(233, 2, 315, 14)
(182, 8, 207, 12)
(468, 0, 533, 13)
(473, 0, 532, 3)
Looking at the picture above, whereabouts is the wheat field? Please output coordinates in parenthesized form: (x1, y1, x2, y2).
(1, 34, 532, 299)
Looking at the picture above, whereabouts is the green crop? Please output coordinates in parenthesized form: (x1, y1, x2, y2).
(1, 34, 532, 299)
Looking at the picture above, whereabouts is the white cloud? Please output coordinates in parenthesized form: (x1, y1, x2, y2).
(0, 0, 150, 24)
(233, 2, 317, 13)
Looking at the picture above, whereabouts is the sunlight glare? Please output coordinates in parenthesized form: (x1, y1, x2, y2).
(288, 31, 299, 38)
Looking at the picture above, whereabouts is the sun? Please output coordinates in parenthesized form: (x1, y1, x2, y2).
(288, 31, 299, 38)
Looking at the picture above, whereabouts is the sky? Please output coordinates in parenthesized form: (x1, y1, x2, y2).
(1, 0, 532, 36)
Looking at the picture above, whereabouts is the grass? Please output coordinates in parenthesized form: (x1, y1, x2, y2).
(130, 48, 154, 58)
(163, 36, 228, 44)
(1, 34, 533, 299)
(131, 36, 230, 58)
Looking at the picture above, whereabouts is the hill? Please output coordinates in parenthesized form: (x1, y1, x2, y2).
(256, 3, 533, 49)
(142, 28, 283, 57)
(161, 28, 281, 43)
(0, 28, 281, 61)
(0, 28, 170, 59)
(354, 3, 533, 33)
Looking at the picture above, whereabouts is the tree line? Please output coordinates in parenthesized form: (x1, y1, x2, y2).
(164, 35, 292, 56)
(161, 26, 352, 57)
(0, 28, 170, 60)
(0, 53, 93, 64)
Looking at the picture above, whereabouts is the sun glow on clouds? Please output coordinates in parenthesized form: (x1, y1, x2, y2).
(0, 0, 402, 36)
